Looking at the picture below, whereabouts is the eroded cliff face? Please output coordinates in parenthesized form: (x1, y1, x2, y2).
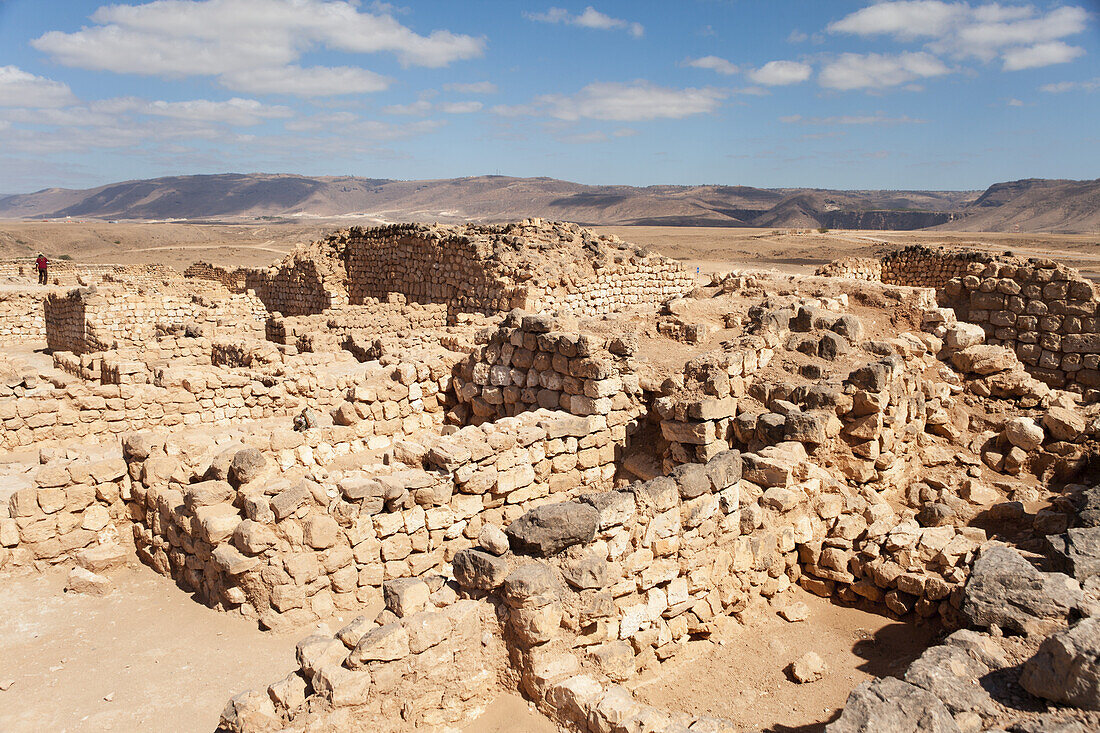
(817, 210, 961, 231)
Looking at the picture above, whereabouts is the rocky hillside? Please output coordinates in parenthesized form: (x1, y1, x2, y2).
(0, 173, 1095, 232)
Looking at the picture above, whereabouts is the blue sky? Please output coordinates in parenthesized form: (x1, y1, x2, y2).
(0, 0, 1097, 193)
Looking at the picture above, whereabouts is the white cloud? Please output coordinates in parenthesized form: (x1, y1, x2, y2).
(788, 30, 809, 44)
(525, 6, 644, 38)
(0, 66, 78, 108)
(383, 99, 433, 115)
(1007, 98, 1024, 107)
(1002, 41, 1085, 71)
(828, 1, 964, 40)
(443, 81, 497, 94)
(31, 0, 484, 98)
(828, 2, 1089, 70)
(142, 97, 293, 125)
(685, 56, 739, 75)
(819, 52, 950, 90)
(613, 127, 637, 137)
(440, 101, 483, 114)
(1040, 77, 1100, 93)
(747, 60, 812, 86)
(220, 65, 389, 96)
(536, 81, 725, 121)
(781, 113, 926, 125)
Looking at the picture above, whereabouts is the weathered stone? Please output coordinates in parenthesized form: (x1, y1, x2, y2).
(452, 548, 509, 590)
(1019, 618, 1100, 710)
(347, 623, 410, 667)
(505, 502, 598, 557)
(383, 577, 430, 618)
(790, 652, 827, 683)
(1004, 416, 1044, 451)
(478, 523, 510, 555)
(961, 545, 1083, 635)
(825, 676, 960, 733)
(229, 448, 269, 486)
(66, 566, 111, 596)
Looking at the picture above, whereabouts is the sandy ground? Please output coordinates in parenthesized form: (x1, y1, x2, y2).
(632, 588, 939, 733)
(594, 226, 1100, 279)
(2, 220, 1098, 277)
(0, 566, 300, 733)
(0, 565, 559, 733)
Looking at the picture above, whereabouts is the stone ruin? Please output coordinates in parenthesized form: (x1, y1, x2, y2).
(2, 223, 1099, 733)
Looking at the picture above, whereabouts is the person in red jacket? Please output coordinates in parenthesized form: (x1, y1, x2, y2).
(35, 253, 48, 285)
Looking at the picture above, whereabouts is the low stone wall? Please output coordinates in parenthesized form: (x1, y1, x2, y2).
(0, 260, 180, 286)
(527, 262, 695, 317)
(123, 409, 622, 629)
(881, 246, 989, 289)
(45, 285, 265, 355)
(941, 258, 1100, 391)
(1, 452, 131, 571)
(451, 313, 646, 434)
(0, 290, 48, 342)
(1, 349, 446, 449)
(813, 257, 882, 281)
(266, 299, 448, 352)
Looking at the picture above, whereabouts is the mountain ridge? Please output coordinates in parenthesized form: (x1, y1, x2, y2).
(0, 173, 1096, 233)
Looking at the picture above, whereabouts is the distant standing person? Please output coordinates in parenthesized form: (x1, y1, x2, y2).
(35, 253, 48, 285)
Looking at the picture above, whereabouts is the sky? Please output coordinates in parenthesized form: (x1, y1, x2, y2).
(0, 0, 1098, 193)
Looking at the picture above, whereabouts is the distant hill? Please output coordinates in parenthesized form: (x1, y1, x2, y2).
(0, 173, 1096, 233)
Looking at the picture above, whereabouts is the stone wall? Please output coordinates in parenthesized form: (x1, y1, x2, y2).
(0, 290, 48, 342)
(881, 247, 990, 289)
(1, 451, 131, 571)
(266, 299, 447, 352)
(45, 286, 265, 355)
(0, 349, 446, 449)
(122, 409, 622, 629)
(940, 258, 1100, 392)
(451, 312, 645, 433)
(345, 228, 519, 317)
(0, 260, 179, 286)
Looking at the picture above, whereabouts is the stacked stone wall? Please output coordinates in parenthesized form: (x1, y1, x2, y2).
(0, 260, 180, 286)
(122, 409, 622, 629)
(528, 263, 695, 317)
(45, 286, 265, 355)
(813, 257, 882, 281)
(0, 290, 48, 342)
(940, 258, 1100, 392)
(0, 451, 131, 571)
(451, 313, 646, 434)
(0, 349, 454, 449)
(880, 247, 989, 289)
(266, 300, 447, 352)
(346, 231, 517, 317)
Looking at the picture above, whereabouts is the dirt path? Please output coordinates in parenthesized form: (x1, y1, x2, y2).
(0, 566, 301, 733)
(631, 588, 940, 732)
(0, 565, 565, 733)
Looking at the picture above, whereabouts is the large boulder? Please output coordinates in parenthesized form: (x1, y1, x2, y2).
(452, 548, 509, 590)
(1044, 407, 1086, 443)
(1019, 618, 1100, 710)
(950, 345, 1015, 376)
(961, 545, 1083, 635)
(903, 645, 996, 717)
(1049, 527, 1100, 582)
(943, 323, 985, 351)
(1004, 416, 1044, 452)
(505, 502, 599, 557)
(825, 676, 960, 733)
